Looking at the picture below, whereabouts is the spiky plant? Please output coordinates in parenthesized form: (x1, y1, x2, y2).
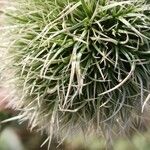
(2, 0, 150, 146)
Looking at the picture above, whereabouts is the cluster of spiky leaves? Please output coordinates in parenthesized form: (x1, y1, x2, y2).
(4, 0, 150, 143)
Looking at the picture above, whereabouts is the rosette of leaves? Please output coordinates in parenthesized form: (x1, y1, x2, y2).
(3, 0, 150, 145)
